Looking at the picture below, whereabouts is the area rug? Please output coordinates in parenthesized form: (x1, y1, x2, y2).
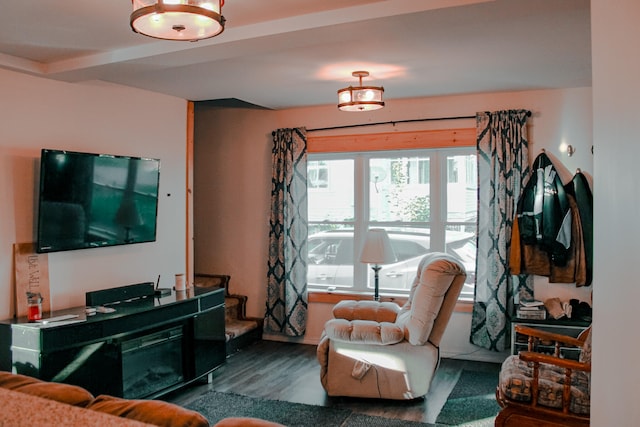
(435, 369, 501, 426)
(186, 368, 500, 427)
(185, 390, 422, 427)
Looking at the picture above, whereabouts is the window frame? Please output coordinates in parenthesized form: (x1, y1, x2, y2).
(307, 128, 476, 299)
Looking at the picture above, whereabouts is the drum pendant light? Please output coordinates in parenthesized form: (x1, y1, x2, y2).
(337, 71, 385, 112)
(131, 0, 225, 41)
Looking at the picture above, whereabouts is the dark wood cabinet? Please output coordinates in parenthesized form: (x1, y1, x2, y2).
(0, 285, 225, 399)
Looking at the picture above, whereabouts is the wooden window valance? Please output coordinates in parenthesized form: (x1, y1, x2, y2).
(307, 128, 475, 153)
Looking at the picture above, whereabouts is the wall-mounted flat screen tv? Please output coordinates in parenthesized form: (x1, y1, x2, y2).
(36, 149, 160, 253)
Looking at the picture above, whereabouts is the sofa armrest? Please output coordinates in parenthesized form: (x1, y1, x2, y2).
(87, 394, 209, 427)
(0, 371, 94, 407)
(214, 417, 285, 427)
(323, 318, 404, 345)
(332, 300, 400, 323)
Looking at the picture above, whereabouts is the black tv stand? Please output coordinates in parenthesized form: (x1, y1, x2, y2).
(0, 284, 226, 399)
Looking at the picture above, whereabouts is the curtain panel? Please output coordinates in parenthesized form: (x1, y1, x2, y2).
(264, 128, 309, 337)
(470, 110, 533, 351)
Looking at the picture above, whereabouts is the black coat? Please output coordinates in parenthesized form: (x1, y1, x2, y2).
(517, 152, 572, 266)
(566, 171, 593, 286)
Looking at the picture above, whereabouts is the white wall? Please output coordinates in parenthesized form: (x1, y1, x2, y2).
(0, 68, 188, 319)
(194, 87, 593, 363)
(591, 0, 640, 424)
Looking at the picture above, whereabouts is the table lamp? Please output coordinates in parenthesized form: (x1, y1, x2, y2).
(359, 229, 396, 301)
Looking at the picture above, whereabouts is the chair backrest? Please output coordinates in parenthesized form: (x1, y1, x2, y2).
(194, 274, 231, 294)
(398, 252, 467, 346)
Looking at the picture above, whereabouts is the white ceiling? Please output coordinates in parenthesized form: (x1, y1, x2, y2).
(0, 0, 591, 110)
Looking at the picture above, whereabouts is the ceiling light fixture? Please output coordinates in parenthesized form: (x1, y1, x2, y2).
(131, 0, 225, 42)
(337, 71, 385, 112)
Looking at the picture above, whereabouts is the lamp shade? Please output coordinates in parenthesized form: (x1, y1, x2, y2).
(360, 229, 395, 264)
(131, 0, 225, 41)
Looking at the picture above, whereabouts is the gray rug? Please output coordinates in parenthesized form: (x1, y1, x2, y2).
(185, 390, 336, 426)
(186, 390, 389, 427)
(186, 368, 500, 426)
(435, 369, 501, 426)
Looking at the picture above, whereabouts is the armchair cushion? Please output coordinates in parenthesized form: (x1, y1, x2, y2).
(323, 318, 404, 345)
(398, 254, 466, 345)
(332, 300, 400, 323)
(498, 355, 590, 415)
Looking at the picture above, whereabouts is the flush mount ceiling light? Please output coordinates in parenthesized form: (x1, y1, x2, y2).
(337, 71, 385, 112)
(131, 0, 225, 41)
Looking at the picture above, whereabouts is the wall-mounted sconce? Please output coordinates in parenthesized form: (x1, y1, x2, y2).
(559, 142, 575, 157)
(566, 145, 575, 157)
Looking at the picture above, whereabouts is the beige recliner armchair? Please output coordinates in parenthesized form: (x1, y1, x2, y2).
(316, 253, 466, 400)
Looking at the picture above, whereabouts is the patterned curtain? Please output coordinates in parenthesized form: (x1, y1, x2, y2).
(264, 128, 309, 337)
(470, 110, 533, 351)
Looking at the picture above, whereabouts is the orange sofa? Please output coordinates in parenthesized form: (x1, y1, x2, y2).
(0, 371, 283, 427)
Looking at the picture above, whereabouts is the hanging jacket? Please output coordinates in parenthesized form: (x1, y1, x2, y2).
(510, 171, 590, 286)
(549, 193, 587, 285)
(565, 171, 593, 286)
(510, 215, 550, 276)
(516, 152, 572, 266)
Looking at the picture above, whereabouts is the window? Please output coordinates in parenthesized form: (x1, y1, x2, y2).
(307, 147, 477, 299)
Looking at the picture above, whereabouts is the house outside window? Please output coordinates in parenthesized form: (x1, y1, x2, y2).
(308, 161, 329, 189)
(307, 148, 477, 300)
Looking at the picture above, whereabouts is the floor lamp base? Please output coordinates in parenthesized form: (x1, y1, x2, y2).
(372, 264, 382, 301)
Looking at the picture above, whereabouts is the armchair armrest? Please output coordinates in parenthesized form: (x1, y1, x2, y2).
(332, 300, 400, 323)
(518, 351, 591, 373)
(324, 318, 404, 345)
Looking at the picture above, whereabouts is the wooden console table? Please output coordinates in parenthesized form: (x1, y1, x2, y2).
(0, 284, 226, 399)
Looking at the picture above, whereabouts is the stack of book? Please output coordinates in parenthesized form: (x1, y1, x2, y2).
(516, 299, 546, 320)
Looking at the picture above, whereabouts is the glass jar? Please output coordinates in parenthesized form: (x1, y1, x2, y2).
(27, 292, 43, 322)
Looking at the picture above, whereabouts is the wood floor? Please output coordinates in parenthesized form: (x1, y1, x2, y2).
(164, 340, 500, 425)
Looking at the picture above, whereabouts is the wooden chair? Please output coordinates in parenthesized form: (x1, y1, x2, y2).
(194, 274, 263, 355)
(495, 324, 591, 427)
